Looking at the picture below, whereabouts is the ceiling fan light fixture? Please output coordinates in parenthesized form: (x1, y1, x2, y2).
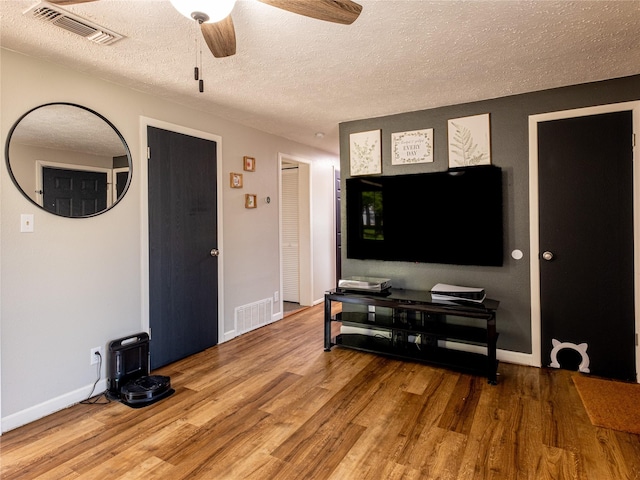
(169, 0, 236, 24)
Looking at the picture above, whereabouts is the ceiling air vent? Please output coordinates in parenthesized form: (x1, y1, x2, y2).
(24, 1, 124, 45)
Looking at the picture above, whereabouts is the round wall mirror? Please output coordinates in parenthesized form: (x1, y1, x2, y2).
(5, 103, 132, 218)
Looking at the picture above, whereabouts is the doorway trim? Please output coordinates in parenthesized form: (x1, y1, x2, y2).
(278, 153, 313, 314)
(528, 101, 640, 380)
(139, 117, 225, 344)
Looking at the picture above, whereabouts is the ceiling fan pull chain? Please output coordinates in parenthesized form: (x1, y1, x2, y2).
(192, 22, 203, 89)
(198, 41, 204, 92)
(197, 23, 204, 92)
(194, 29, 198, 80)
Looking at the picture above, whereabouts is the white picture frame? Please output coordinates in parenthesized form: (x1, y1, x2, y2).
(349, 130, 382, 176)
(391, 128, 434, 165)
(448, 113, 491, 167)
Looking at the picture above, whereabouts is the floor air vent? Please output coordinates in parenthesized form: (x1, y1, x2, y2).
(24, 1, 124, 45)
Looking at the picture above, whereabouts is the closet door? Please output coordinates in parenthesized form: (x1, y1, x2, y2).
(538, 110, 635, 381)
(282, 167, 300, 303)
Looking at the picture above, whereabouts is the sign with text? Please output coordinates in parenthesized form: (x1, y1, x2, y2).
(391, 128, 433, 165)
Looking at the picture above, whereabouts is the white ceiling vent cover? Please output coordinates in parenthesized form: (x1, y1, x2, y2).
(24, 1, 124, 45)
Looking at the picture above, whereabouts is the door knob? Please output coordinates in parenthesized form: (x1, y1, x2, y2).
(542, 251, 554, 261)
(210, 248, 219, 257)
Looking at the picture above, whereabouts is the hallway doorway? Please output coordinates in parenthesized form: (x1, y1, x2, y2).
(279, 154, 313, 313)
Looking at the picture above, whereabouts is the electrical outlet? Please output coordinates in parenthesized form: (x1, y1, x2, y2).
(90, 346, 103, 365)
(274, 291, 279, 302)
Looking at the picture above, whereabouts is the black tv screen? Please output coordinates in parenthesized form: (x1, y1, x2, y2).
(346, 165, 503, 266)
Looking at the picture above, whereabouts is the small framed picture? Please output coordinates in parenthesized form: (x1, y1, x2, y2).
(391, 128, 433, 165)
(349, 130, 382, 176)
(448, 113, 491, 167)
(245, 193, 257, 209)
(230, 172, 243, 188)
(243, 156, 256, 172)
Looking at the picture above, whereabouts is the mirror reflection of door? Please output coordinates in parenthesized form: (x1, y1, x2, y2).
(42, 166, 107, 217)
(115, 169, 129, 200)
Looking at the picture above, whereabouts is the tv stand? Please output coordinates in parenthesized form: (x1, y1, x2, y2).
(324, 288, 499, 384)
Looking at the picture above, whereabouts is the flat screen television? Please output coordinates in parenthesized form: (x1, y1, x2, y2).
(346, 165, 503, 266)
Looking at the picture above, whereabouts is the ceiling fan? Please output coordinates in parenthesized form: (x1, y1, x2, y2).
(47, 0, 363, 58)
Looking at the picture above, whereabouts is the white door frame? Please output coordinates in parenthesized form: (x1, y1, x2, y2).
(279, 153, 313, 311)
(139, 117, 225, 345)
(528, 101, 640, 381)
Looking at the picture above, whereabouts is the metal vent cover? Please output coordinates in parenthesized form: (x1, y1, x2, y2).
(24, 1, 124, 45)
(235, 298, 273, 336)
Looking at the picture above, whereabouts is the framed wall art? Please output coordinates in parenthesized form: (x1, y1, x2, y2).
(243, 156, 256, 171)
(230, 172, 243, 188)
(349, 129, 382, 176)
(447, 113, 491, 167)
(391, 128, 434, 165)
(245, 193, 257, 209)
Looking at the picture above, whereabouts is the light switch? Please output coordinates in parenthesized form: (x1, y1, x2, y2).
(20, 214, 34, 233)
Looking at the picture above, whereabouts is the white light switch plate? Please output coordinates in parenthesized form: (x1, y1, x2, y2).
(20, 214, 34, 233)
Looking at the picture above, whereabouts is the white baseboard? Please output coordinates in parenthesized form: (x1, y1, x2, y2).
(439, 340, 538, 367)
(498, 348, 537, 366)
(1, 379, 107, 433)
(222, 329, 236, 343)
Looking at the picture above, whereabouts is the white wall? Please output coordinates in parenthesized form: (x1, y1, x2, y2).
(0, 49, 338, 431)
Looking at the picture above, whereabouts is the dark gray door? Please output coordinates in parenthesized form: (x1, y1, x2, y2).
(43, 167, 107, 216)
(538, 111, 635, 381)
(148, 126, 218, 369)
(116, 170, 128, 200)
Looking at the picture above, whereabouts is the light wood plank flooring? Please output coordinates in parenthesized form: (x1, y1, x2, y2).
(1, 303, 639, 479)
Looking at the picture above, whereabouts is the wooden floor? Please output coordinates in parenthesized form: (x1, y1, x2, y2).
(283, 301, 308, 317)
(2, 303, 639, 479)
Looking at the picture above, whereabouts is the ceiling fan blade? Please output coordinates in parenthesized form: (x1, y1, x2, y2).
(47, 0, 98, 5)
(258, 0, 362, 25)
(201, 16, 237, 58)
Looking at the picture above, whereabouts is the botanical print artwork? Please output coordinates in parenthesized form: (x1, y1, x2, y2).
(350, 130, 382, 176)
(392, 128, 433, 165)
(448, 113, 491, 167)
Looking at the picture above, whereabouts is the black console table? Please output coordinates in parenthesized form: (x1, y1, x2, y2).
(324, 288, 500, 384)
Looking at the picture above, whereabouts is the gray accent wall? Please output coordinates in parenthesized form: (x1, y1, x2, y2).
(339, 74, 640, 354)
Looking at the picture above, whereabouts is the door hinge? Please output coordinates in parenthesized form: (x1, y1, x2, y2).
(147, 146, 151, 160)
(636, 332, 638, 346)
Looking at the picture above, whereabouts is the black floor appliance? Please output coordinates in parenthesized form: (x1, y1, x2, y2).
(107, 333, 174, 408)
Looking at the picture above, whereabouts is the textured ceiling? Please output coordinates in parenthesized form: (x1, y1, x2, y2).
(1, 0, 639, 155)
